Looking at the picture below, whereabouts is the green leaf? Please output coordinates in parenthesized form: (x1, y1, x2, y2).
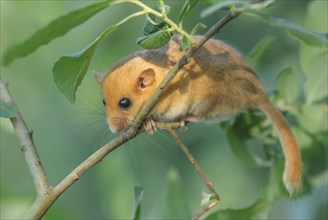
(261, 160, 284, 203)
(247, 36, 277, 68)
(246, 0, 274, 11)
(53, 43, 97, 103)
(137, 29, 172, 49)
(201, 1, 247, 18)
(301, 48, 328, 104)
(157, 0, 171, 15)
(277, 67, 299, 104)
(139, 14, 171, 49)
(3, 0, 112, 66)
(0, 100, 16, 118)
(299, 0, 328, 104)
(53, 12, 144, 103)
(246, 12, 328, 48)
(201, 0, 273, 18)
(143, 14, 161, 36)
(203, 0, 224, 5)
(226, 128, 260, 167)
(164, 5, 171, 15)
(178, 0, 200, 23)
(294, 104, 328, 134)
(157, 0, 165, 12)
(205, 199, 267, 220)
(132, 186, 144, 220)
(164, 168, 191, 219)
(230, 112, 269, 141)
(190, 23, 207, 35)
(179, 35, 190, 51)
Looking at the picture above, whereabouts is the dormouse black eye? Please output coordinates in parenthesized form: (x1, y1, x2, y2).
(102, 99, 106, 106)
(119, 98, 132, 110)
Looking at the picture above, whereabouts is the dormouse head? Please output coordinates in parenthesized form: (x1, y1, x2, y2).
(94, 59, 157, 133)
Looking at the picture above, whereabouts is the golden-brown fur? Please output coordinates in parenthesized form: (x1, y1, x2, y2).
(99, 36, 302, 195)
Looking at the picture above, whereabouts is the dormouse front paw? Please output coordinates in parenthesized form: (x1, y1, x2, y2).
(143, 118, 157, 134)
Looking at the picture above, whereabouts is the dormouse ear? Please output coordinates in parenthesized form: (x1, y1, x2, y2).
(137, 68, 155, 89)
(93, 70, 105, 84)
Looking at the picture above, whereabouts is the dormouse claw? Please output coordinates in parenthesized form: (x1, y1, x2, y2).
(143, 118, 157, 134)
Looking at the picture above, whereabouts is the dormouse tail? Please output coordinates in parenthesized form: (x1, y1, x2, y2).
(259, 100, 302, 196)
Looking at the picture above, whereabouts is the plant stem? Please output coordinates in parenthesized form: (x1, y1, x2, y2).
(125, 0, 195, 44)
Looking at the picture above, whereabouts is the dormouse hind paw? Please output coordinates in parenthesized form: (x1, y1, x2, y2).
(179, 120, 187, 130)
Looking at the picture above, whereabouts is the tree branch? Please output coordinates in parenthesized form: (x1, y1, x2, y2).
(0, 80, 50, 196)
(189, 11, 241, 55)
(25, 130, 136, 219)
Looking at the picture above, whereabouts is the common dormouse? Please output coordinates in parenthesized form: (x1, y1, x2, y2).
(95, 36, 302, 195)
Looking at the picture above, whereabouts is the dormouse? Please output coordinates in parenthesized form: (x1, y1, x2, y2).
(95, 36, 302, 195)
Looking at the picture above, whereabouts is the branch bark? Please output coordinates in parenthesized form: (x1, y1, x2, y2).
(0, 81, 50, 196)
(1, 11, 240, 220)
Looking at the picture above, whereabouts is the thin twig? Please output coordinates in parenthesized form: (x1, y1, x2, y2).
(193, 200, 219, 220)
(166, 129, 221, 201)
(190, 11, 241, 55)
(126, 0, 195, 44)
(0, 80, 50, 196)
(167, 129, 220, 219)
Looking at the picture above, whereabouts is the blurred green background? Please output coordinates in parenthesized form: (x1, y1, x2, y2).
(1, 0, 327, 219)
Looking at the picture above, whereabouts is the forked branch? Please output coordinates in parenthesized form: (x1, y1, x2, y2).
(166, 129, 220, 220)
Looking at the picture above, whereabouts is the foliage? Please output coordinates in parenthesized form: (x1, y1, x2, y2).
(3, 0, 326, 104)
(132, 186, 144, 220)
(3, 0, 113, 66)
(205, 199, 267, 220)
(52, 11, 146, 102)
(247, 36, 277, 68)
(1, 0, 327, 219)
